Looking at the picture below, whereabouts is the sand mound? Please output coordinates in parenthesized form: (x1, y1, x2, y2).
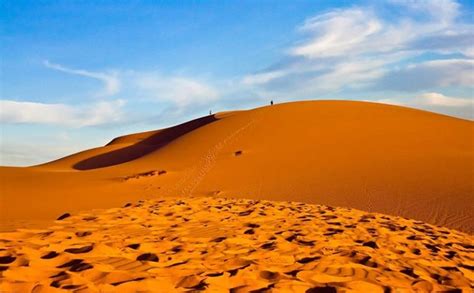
(0, 100, 472, 232)
(1, 197, 472, 292)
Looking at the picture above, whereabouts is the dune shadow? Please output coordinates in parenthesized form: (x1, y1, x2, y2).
(73, 115, 218, 170)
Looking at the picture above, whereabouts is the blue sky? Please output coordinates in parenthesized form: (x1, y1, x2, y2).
(1, 0, 473, 166)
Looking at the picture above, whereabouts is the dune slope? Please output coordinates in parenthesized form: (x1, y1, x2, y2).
(0, 100, 472, 232)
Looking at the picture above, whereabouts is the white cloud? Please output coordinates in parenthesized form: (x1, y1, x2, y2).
(291, 9, 385, 58)
(242, 70, 287, 85)
(44, 60, 121, 96)
(131, 72, 219, 107)
(374, 92, 473, 119)
(0, 99, 125, 127)
(0, 141, 86, 166)
(375, 59, 474, 91)
(389, 0, 460, 24)
(43, 60, 219, 109)
(309, 58, 387, 90)
(416, 92, 473, 107)
(42, 60, 220, 114)
(242, 0, 473, 99)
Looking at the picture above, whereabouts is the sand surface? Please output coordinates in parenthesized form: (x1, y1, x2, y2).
(1, 101, 472, 232)
(1, 196, 473, 292)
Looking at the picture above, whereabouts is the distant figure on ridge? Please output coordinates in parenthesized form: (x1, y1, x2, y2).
(209, 110, 212, 115)
(270, 100, 274, 106)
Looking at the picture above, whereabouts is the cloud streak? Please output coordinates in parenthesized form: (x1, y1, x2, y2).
(42, 61, 219, 111)
(417, 92, 473, 107)
(0, 99, 126, 127)
(375, 92, 473, 120)
(44, 60, 121, 96)
(131, 72, 219, 108)
(374, 59, 474, 91)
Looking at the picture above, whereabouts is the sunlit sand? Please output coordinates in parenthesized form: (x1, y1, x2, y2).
(1, 101, 472, 291)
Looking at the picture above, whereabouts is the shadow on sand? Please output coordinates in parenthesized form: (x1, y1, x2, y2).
(73, 115, 218, 170)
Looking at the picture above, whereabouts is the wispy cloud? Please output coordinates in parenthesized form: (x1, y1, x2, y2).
(0, 99, 126, 127)
(43, 60, 121, 96)
(416, 92, 473, 107)
(374, 59, 474, 91)
(0, 141, 88, 166)
(242, 0, 473, 100)
(131, 72, 219, 108)
(389, 0, 460, 25)
(290, 9, 385, 59)
(42, 60, 219, 110)
(375, 92, 473, 120)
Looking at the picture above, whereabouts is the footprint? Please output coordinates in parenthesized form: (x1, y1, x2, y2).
(238, 210, 254, 216)
(285, 234, 298, 242)
(49, 271, 70, 288)
(171, 246, 183, 253)
(400, 268, 419, 279)
(284, 269, 302, 277)
(306, 286, 337, 293)
(127, 243, 140, 250)
(166, 259, 189, 268)
(111, 277, 146, 286)
(0, 255, 15, 264)
(65, 245, 93, 254)
(75, 231, 92, 237)
(57, 259, 83, 268)
(212, 237, 227, 243)
(136, 253, 159, 262)
(41, 251, 59, 259)
(259, 270, 279, 281)
(56, 213, 71, 220)
(70, 262, 93, 272)
(260, 242, 276, 250)
(362, 241, 378, 249)
(358, 256, 378, 268)
(61, 284, 83, 290)
(244, 229, 255, 235)
(297, 239, 315, 247)
(297, 256, 320, 264)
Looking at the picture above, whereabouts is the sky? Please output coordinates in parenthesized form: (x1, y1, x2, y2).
(1, 0, 473, 166)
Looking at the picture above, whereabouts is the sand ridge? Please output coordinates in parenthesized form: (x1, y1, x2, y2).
(1, 196, 472, 292)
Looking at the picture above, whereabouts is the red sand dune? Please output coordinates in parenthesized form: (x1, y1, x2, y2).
(1, 100, 472, 232)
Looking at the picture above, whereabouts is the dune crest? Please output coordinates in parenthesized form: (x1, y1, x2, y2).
(0, 100, 472, 233)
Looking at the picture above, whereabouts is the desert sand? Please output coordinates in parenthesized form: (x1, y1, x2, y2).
(0, 100, 473, 292)
(1, 197, 473, 292)
(1, 101, 472, 232)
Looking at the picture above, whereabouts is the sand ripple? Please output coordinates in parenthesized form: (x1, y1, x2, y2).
(0, 197, 473, 292)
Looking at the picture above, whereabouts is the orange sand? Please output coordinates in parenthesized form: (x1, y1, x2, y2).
(1, 100, 473, 292)
(1, 100, 472, 232)
(1, 197, 473, 292)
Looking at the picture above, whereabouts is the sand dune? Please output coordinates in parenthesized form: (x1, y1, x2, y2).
(1, 100, 472, 233)
(1, 100, 473, 292)
(1, 197, 472, 292)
